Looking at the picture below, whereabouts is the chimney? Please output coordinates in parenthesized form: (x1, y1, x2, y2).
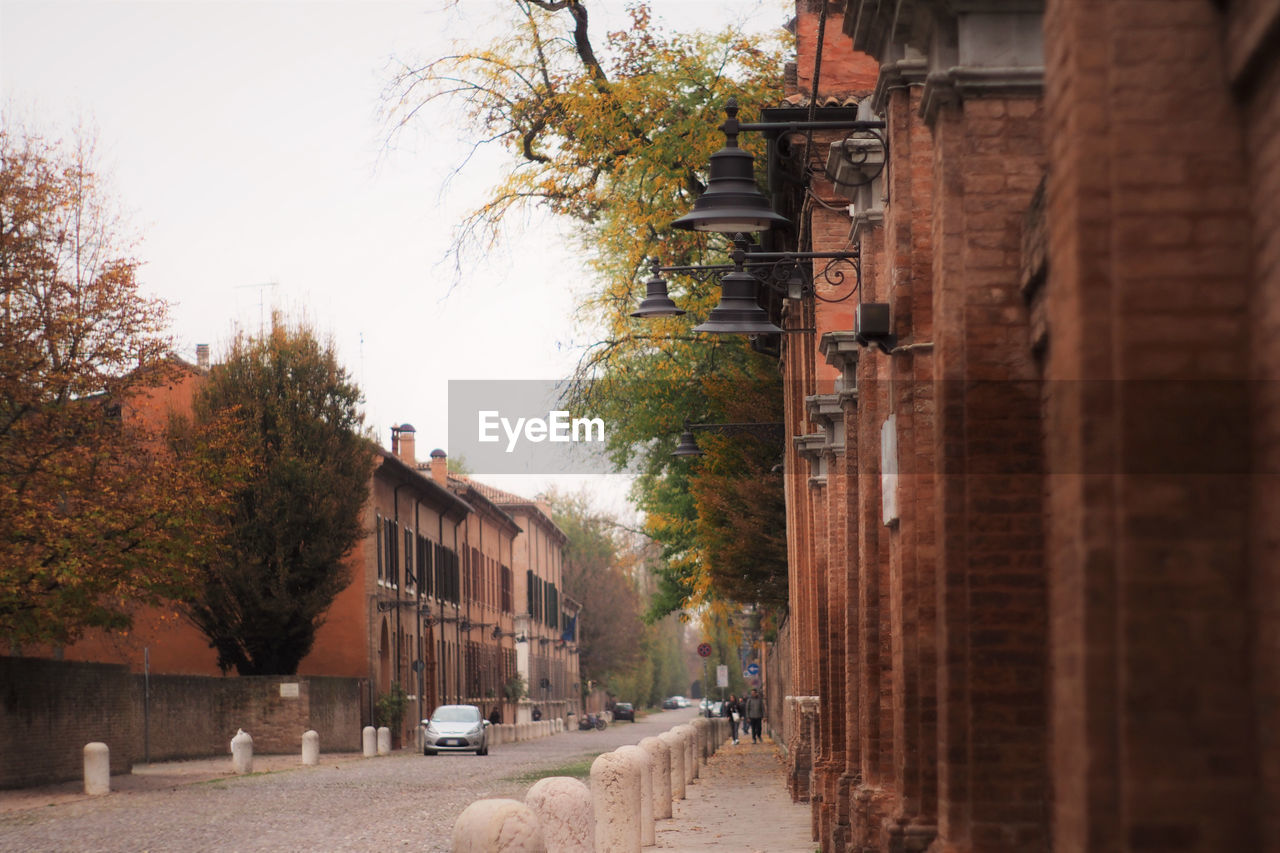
(390, 424, 401, 458)
(429, 448, 448, 486)
(398, 423, 416, 467)
(196, 344, 210, 369)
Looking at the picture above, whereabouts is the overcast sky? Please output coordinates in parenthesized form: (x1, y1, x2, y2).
(0, 0, 787, 517)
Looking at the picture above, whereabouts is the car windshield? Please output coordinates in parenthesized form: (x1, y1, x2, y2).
(430, 706, 480, 723)
(617, 703, 632, 710)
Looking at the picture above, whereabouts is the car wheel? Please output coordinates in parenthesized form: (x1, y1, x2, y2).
(477, 744, 488, 756)
(424, 747, 436, 756)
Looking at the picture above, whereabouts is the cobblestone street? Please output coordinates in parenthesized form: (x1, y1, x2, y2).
(0, 709, 705, 852)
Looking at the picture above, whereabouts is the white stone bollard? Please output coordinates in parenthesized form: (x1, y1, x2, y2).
(231, 729, 253, 775)
(301, 729, 319, 765)
(83, 742, 109, 796)
(526, 776, 593, 853)
(452, 798, 547, 852)
(377, 726, 391, 756)
(639, 736, 672, 819)
(674, 725, 697, 782)
(617, 745, 654, 847)
(362, 725, 377, 757)
(659, 730, 686, 801)
(591, 750, 642, 853)
(692, 718, 711, 766)
(566, 713, 577, 731)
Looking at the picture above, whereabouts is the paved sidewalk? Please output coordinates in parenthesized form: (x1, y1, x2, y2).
(657, 736, 814, 853)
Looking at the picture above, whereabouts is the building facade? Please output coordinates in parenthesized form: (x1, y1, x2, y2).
(764, 1, 1280, 851)
(442, 467, 581, 723)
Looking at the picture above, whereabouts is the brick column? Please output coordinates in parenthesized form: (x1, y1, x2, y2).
(928, 90, 1048, 853)
(1043, 1, 1260, 851)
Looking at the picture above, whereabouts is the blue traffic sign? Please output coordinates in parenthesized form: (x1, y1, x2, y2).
(745, 662, 760, 676)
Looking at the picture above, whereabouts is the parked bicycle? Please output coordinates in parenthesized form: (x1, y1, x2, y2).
(578, 712, 608, 730)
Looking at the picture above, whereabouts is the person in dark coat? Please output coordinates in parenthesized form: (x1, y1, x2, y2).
(722, 693, 743, 744)
(744, 688, 765, 744)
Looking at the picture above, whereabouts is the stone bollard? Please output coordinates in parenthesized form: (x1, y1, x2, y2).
(526, 776, 593, 853)
(616, 745, 654, 847)
(691, 717, 710, 766)
(590, 750, 642, 853)
(659, 730, 686, 801)
(231, 729, 253, 775)
(639, 736, 672, 819)
(566, 713, 577, 731)
(377, 726, 391, 756)
(452, 798, 546, 852)
(301, 730, 320, 765)
(362, 725, 377, 757)
(83, 742, 109, 796)
(674, 725, 697, 782)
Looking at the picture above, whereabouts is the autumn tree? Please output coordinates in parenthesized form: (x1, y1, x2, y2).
(173, 318, 375, 675)
(389, 1, 791, 617)
(545, 489, 647, 690)
(0, 127, 217, 646)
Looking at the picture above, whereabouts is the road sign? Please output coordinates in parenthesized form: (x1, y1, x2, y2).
(746, 662, 760, 676)
(716, 665, 728, 687)
(697, 642, 712, 658)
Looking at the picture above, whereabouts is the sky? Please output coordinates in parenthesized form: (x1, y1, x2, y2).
(0, 0, 788, 518)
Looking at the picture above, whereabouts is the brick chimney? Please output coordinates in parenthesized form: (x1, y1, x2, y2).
(429, 448, 448, 486)
(397, 423, 416, 467)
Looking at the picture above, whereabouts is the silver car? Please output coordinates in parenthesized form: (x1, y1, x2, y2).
(422, 704, 490, 755)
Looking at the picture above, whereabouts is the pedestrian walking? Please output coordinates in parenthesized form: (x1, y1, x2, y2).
(723, 693, 742, 744)
(744, 688, 765, 743)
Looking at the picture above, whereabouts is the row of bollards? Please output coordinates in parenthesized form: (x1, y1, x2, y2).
(80, 716, 577, 798)
(451, 715, 733, 852)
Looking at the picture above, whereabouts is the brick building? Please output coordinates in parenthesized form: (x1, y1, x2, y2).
(441, 465, 582, 723)
(19, 373, 578, 746)
(752, 1, 1279, 851)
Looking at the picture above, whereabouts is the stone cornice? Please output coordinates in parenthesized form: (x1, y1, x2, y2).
(819, 332, 862, 389)
(872, 56, 929, 115)
(920, 66, 1044, 124)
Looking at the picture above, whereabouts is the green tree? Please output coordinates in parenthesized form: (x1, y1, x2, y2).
(389, 1, 791, 618)
(173, 318, 375, 675)
(545, 489, 646, 688)
(0, 127, 216, 645)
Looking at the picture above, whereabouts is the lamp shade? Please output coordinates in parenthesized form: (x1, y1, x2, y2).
(672, 429, 703, 457)
(630, 271, 685, 318)
(671, 142, 791, 233)
(693, 268, 783, 335)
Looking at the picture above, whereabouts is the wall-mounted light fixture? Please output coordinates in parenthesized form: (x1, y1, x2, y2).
(673, 99, 885, 235)
(632, 238, 861, 333)
(672, 420, 787, 458)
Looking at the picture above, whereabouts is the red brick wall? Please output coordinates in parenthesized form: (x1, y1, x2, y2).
(1232, 4, 1280, 851)
(1043, 1, 1260, 851)
(930, 91, 1048, 852)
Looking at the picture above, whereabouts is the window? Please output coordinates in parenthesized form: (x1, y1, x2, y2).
(404, 528, 415, 590)
(501, 566, 512, 613)
(384, 518, 399, 589)
(375, 514, 384, 583)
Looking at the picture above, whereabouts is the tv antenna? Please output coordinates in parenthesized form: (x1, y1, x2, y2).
(234, 281, 279, 332)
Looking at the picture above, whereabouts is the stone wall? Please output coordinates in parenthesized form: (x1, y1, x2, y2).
(1, 656, 363, 788)
(0, 658, 135, 787)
